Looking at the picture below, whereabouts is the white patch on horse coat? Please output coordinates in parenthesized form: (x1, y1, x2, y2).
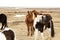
(43, 15, 46, 18)
(48, 28, 51, 32)
(48, 28, 51, 38)
(34, 29, 38, 40)
(4, 27, 11, 30)
(37, 15, 43, 21)
(2, 27, 13, 33)
(41, 33, 44, 40)
(0, 32, 6, 40)
(33, 15, 43, 28)
(33, 18, 38, 28)
(44, 25, 45, 30)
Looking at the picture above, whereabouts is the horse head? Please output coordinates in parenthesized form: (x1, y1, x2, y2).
(39, 14, 52, 24)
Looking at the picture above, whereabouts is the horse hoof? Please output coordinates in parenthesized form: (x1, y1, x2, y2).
(31, 34, 33, 36)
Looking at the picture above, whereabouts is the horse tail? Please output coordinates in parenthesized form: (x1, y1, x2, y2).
(6, 17, 8, 27)
(4, 15, 8, 28)
(50, 20, 55, 37)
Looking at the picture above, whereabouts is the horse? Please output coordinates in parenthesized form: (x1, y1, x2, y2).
(0, 27, 15, 40)
(33, 13, 55, 40)
(25, 11, 34, 36)
(25, 10, 42, 36)
(0, 13, 8, 30)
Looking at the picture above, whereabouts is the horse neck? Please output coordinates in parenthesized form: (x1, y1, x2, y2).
(32, 13, 36, 20)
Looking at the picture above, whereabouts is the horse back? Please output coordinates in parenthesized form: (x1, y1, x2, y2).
(25, 15, 33, 23)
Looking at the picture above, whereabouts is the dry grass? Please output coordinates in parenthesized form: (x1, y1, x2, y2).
(0, 8, 60, 40)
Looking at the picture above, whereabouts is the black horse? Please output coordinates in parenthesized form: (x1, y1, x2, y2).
(0, 14, 8, 30)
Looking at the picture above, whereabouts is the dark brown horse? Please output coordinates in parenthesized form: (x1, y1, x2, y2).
(25, 11, 34, 36)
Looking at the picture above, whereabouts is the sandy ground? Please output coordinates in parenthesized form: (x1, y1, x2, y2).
(6, 13, 60, 40)
(8, 22, 60, 40)
(0, 8, 60, 40)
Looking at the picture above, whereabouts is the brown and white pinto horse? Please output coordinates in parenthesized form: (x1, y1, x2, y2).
(32, 10, 55, 40)
(25, 11, 34, 36)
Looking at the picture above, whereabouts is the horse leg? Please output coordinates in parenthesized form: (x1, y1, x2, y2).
(31, 26, 32, 36)
(27, 25, 30, 36)
(48, 27, 51, 40)
(40, 27, 44, 40)
(40, 32, 44, 40)
(1, 23, 5, 30)
(34, 28, 38, 40)
(31, 26, 34, 36)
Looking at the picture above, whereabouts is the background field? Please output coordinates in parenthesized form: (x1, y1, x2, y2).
(0, 8, 60, 40)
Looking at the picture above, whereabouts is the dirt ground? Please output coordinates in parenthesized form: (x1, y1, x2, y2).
(8, 22, 60, 40)
(7, 13, 60, 40)
(0, 8, 60, 40)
